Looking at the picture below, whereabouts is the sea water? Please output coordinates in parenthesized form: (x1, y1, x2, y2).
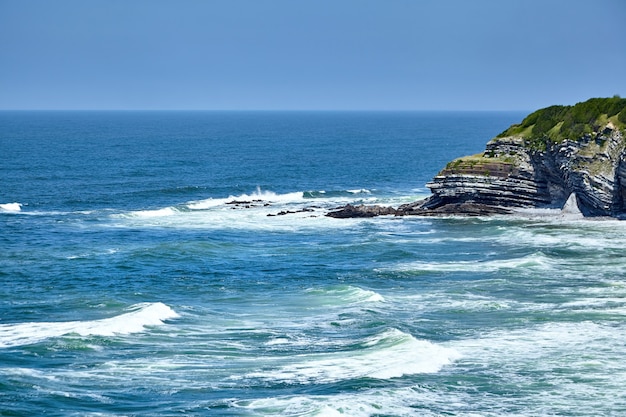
(1, 111, 625, 416)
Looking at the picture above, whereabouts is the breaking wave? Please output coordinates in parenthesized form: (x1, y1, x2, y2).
(389, 252, 554, 273)
(0, 202, 22, 212)
(247, 328, 459, 384)
(0, 303, 179, 348)
(305, 285, 385, 305)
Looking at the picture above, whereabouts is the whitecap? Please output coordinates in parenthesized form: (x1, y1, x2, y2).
(236, 386, 452, 417)
(127, 207, 179, 218)
(224, 187, 305, 205)
(0, 202, 22, 212)
(454, 321, 626, 366)
(390, 252, 553, 273)
(0, 302, 179, 348)
(247, 328, 459, 384)
(305, 285, 385, 306)
(185, 197, 229, 210)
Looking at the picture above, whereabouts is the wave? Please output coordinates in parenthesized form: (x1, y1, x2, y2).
(187, 188, 305, 210)
(305, 285, 385, 305)
(388, 252, 553, 274)
(0, 202, 22, 212)
(237, 387, 432, 417)
(108, 187, 391, 231)
(125, 207, 180, 218)
(0, 302, 179, 348)
(453, 321, 626, 371)
(122, 188, 388, 219)
(303, 189, 372, 198)
(247, 328, 459, 384)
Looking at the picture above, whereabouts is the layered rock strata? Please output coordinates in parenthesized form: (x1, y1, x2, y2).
(424, 125, 626, 217)
(327, 117, 626, 219)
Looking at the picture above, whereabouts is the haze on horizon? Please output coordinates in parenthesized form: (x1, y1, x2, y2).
(1, 0, 624, 112)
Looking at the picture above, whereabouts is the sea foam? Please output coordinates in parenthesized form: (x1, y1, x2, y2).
(248, 328, 459, 384)
(390, 252, 553, 274)
(0, 302, 178, 348)
(305, 285, 385, 306)
(0, 202, 22, 212)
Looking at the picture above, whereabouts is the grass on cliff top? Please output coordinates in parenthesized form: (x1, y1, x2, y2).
(442, 153, 517, 174)
(497, 96, 626, 149)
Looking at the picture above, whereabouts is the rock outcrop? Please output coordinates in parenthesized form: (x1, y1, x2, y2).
(325, 204, 398, 218)
(327, 97, 626, 219)
(425, 118, 626, 217)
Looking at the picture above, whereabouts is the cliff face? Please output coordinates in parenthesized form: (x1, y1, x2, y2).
(425, 122, 626, 217)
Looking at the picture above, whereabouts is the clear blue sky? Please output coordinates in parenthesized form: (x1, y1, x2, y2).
(1, 0, 624, 111)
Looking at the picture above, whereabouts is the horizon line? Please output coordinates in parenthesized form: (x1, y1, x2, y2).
(0, 108, 531, 113)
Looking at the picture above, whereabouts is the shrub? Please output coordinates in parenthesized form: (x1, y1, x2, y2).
(499, 97, 626, 143)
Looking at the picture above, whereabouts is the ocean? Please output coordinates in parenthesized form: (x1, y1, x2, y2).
(1, 111, 625, 416)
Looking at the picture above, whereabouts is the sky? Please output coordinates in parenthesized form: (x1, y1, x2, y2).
(1, 0, 625, 111)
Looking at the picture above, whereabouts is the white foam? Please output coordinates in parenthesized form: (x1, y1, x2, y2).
(493, 221, 626, 252)
(109, 199, 349, 233)
(306, 286, 385, 305)
(185, 197, 229, 210)
(247, 328, 459, 384)
(390, 252, 553, 273)
(0, 202, 22, 212)
(235, 386, 460, 417)
(229, 187, 305, 204)
(127, 207, 179, 218)
(0, 302, 178, 348)
(239, 319, 626, 416)
(66, 248, 119, 260)
(508, 193, 584, 220)
(238, 393, 414, 417)
(455, 321, 623, 364)
(186, 188, 306, 210)
(561, 192, 583, 217)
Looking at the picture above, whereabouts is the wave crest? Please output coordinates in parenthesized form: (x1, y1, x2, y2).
(0, 302, 178, 348)
(390, 252, 553, 273)
(248, 328, 459, 384)
(0, 202, 22, 212)
(306, 285, 385, 305)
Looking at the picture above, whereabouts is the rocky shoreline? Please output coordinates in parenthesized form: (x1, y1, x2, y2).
(328, 98, 626, 219)
(325, 201, 513, 218)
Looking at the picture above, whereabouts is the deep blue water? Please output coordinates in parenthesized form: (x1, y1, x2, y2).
(2, 111, 626, 416)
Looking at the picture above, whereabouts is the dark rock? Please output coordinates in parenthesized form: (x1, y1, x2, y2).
(425, 126, 626, 218)
(326, 204, 397, 218)
(328, 100, 626, 219)
(267, 207, 315, 217)
(401, 201, 513, 216)
(324, 200, 512, 219)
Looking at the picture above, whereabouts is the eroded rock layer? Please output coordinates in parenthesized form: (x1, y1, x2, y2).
(326, 98, 626, 219)
(425, 126, 626, 217)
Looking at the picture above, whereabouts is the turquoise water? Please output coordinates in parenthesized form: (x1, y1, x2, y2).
(1, 111, 625, 416)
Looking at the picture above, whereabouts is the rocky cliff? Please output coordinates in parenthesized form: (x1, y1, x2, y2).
(424, 97, 626, 217)
(327, 97, 626, 219)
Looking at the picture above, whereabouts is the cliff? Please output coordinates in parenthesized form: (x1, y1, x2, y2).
(424, 97, 626, 217)
(327, 97, 626, 219)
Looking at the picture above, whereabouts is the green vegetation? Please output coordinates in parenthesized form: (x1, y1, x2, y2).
(442, 153, 516, 176)
(497, 96, 626, 150)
